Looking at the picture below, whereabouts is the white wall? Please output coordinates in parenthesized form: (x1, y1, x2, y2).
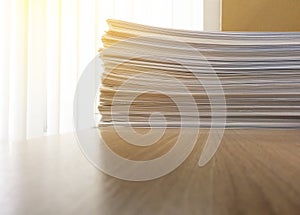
(204, 0, 221, 31)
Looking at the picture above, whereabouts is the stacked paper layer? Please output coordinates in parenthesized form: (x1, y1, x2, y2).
(98, 20, 300, 128)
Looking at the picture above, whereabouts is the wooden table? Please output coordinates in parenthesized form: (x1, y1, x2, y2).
(1, 127, 300, 215)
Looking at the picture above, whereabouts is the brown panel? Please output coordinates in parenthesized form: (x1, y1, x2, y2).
(222, 0, 300, 31)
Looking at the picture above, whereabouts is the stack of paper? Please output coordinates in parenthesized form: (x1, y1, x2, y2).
(98, 19, 300, 128)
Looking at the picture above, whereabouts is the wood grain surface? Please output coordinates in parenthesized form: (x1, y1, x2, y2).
(1, 127, 299, 215)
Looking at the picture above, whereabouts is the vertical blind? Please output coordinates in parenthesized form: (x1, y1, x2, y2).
(0, 0, 207, 141)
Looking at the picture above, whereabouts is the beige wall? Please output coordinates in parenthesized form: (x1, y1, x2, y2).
(222, 0, 300, 31)
(204, 0, 221, 31)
